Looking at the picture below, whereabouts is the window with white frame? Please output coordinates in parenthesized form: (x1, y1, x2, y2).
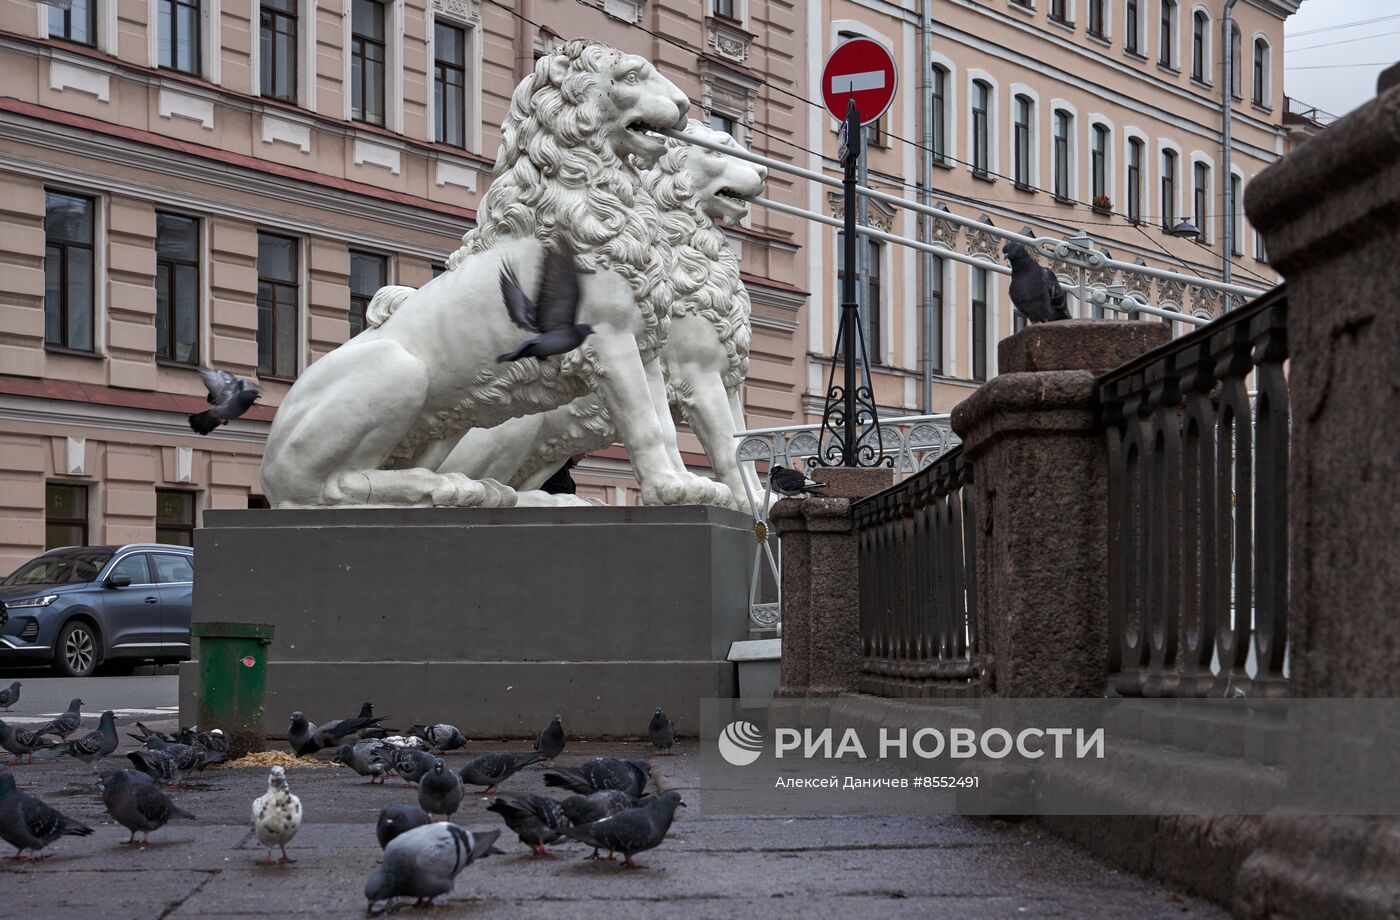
(49, 0, 96, 45)
(158, 0, 200, 74)
(1050, 0, 1069, 22)
(931, 65, 948, 164)
(260, 0, 297, 103)
(44, 190, 97, 353)
(971, 266, 988, 382)
(1013, 94, 1033, 188)
(155, 211, 199, 364)
(1252, 37, 1270, 107)
(434, 20, 466, 147)
(351, 0, 386, 126)
(1088, 0, 1105, 37)
(1161, 148, 1178, 229)
(1192, 9, 1209, 82)
(1229, 173, 1243, 255)
(928, 254, 944, 374)
(1127, 138, 1143, 223)
(256, 232, 299, 378)
(1159, 0, 1177, 66)
(1091, 123, 1110, 201)
(1193, 160, 1210, 244)
(1126, 0, 1141, 54)
(972, 79, 991, 176)
(1230, 23, 1242, 98)
(1053, 109, 1073, 199)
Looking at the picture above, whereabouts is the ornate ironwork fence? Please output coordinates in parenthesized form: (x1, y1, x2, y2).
(852, 447, 981, 697)
(1100, 287, 1290, 697)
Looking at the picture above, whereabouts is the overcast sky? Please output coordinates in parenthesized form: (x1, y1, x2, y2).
(1283, 1, 1399, 118)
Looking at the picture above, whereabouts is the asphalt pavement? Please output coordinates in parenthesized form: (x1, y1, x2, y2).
(0, 676, 177, 729)
(0, 718, 1226, 920)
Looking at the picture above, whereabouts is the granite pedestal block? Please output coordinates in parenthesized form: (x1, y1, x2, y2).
(179, 505, 754, 738)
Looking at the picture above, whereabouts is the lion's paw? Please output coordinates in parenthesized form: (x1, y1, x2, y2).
(514, 491, 593, 508)
(430, 473, 489, 507)
(680, 477, 732, 508)
(640, 473, 689, 506)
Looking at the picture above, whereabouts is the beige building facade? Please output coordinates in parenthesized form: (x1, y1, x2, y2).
(0, 0, 1302, 574)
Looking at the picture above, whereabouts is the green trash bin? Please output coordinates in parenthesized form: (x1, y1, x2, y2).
(190, 622, 275, 758)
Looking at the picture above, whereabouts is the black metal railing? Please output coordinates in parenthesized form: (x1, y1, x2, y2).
(1100, 286, 1290, 697)
(853, 447, 981, 697)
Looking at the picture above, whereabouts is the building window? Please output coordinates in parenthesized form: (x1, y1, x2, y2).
(1088, 0, 1105, 37)
(260, 0, 297, 103)
(971, 266, 988, 383)
(1253, 38, 1269, 106)
(431, 263, 447, 278)
(1050, 0, 1068, 22)
(1053, 110, 1072, 200)
(48, 0, 96, 45)
(1013, 94, 1032, 188)
(1011, 0, 1032, 8)
(155, 490, 196, 547)
(709, 112, 736, 137)
(1127, 138, 1143, 223)
(256, 232, 299, 378)
(45, 483, 88, 549)
(351, 0, 386, 126)
(155, 212, 199, 364)
(434, 20, 466, 147)
(1229, 173, 1243, 255)
(348, 250, 387, 338)
(1126, 0, 1140, 53)
(1192, 10, 1208, 82)
(44, 191, 96, 353)
(713, 0, 735, 18)
(931, 65, 947, 164)
(1091, 124, 1109, 200)
(1255, 229, 1267, 262)
(1230, 24, 1242, 98)
(158, 0, 201, 74)
(1159, 0, 1176, 66)
(971, 80, 991, 176)
(1161, 149, 1177, 229)
(1193, 161, 1210, 244)
(928, 254, 943, 375)
(835, 234, 882, 365)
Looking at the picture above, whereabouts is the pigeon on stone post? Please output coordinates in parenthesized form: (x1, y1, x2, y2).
(1003, 242, 1071, 324)
(251, 765, 301, 865)
(769, 466, 824, 497)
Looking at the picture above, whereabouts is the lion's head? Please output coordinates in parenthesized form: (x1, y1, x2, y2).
(650, 121, 767, 228)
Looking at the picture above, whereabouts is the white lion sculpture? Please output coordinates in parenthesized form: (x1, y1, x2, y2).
(429, 121, 768, 510)
(260, 41, 726, 508)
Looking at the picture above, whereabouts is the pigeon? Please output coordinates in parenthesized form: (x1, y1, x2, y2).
(0, 682, 19, 711)
(559, 790, 642, 827)
(31, 698, 83, 740)
(545, 757, 651, 798)
(334, 742, 391, 784)
(390, 747, 437, 786)
(192, 728, 230, 755)
(0, 720, 57, 764)
(251, 765, 301, 865)
(496, 238, 592, 364)
(365, 823, 501, 910)
(98, 768, 196, 847)
(0, 767, 93, 859)
(647, 708, 678, 753)
(127, 749, 181, 787)
(409, 724, 467, 753)
(769, 465, 824, 497)
(418, 759, 464, 820)
(458, 752, 547, 794)
(559, 790, 685, 869)
(189, 367, 261, 435)
(376, 735, 429, 751)
(287, 711, 322, 757)
(533, 715, 566, 765)
(1003, 242, 1071, 324)
(55, 710, 118, 770)
(376, 804, 432, 850)
(487, 793, 571, 856)
(128, 721, 178, 746)
(312, 703, 392, 748)
(139, 735, 228, 782)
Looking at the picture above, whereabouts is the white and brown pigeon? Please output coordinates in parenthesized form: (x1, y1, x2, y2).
(251, 765, 301, 865)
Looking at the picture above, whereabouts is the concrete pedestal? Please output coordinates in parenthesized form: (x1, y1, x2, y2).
(179, 505, 754, 738)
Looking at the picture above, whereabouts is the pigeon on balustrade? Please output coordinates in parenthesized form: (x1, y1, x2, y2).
(0, 767, 93, 859)
(497, 238, 592, 364)
(534, 715, 566, 766)
(1003, 242, 1071, 324)
(189, 367, 261, 435)
(769, 465, 824, 497)
(99, 768, 196, 848)
(558, 791, 685, 869)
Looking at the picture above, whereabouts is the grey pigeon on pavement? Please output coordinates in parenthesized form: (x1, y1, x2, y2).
(487, 793, 571, 856)
(189, 367, 261, 435)
(31, 698, 83, 740)
(417, 759, 464, 820)
(559, 790, 685, 869)
(56, 710, 118, 770)
(770, 465, 824, 497)
(376, 804, 432, 849)
(128, 721, 178, 746)
(559, 791, 643, 859)
(497, 238, 592, 364)
(545, 757, 651, 798)
(334, 743, 391, 784)
(365, 823, 501, 910)
(648, 708, 678, 753)
(190, 727, 229, 754)
(287, 711, 321, 757)
(0, 682, 20, 711)
(0, 767, 93, 859)
(533, 715, 566, 765)
(0, 720, 57, 764)
(251, 765, 301, 864)
(409, 724, 467, 753)
(99, 768, 196, 847)
(390, 747, 437, 786)
(140, 735, 227, 782)
(459, 752, 547, 794)
(127, 749, 180, 787)
(1003, 242, 1071, 324)
(313, 703, 392, 748)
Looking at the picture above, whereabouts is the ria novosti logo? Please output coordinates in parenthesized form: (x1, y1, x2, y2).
(717, 720, 764, 766)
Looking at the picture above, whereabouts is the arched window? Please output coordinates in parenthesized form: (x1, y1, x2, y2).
(1192, 10, 1208, 82)
(1126, 0, 1141, 54)
(1252, 38, 1270, 106)
(1159, 0, 1177, 66)
(1053, 109, 1073, 200)
(1230, 23, 1242, 98)
(972, 79, 991, 175)
(1193, 160, 1210, 244)
(1091, 123, 1110, 201)
(1161, 149, 1178, 229)
(1127, 138, 1143, 223)
(1013, 94, 1033, 187)
(931, 65, 948, 163)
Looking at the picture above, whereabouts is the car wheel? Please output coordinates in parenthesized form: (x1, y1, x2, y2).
(53, 621, 99, 678)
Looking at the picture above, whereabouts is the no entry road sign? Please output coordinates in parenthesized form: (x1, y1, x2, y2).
(821, 36, 898, 127)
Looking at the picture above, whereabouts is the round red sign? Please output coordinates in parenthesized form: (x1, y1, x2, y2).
(821, 36, 898, 127)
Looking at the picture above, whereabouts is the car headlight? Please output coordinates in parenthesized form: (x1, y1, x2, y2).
(6, 595, 58, 609)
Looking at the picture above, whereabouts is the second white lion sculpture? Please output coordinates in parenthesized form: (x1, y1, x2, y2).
(260, 41, 726, 508)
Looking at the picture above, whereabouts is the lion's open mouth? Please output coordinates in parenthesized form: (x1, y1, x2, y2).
(716, 188, 749, 201)
(627, 121, 664, 142)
